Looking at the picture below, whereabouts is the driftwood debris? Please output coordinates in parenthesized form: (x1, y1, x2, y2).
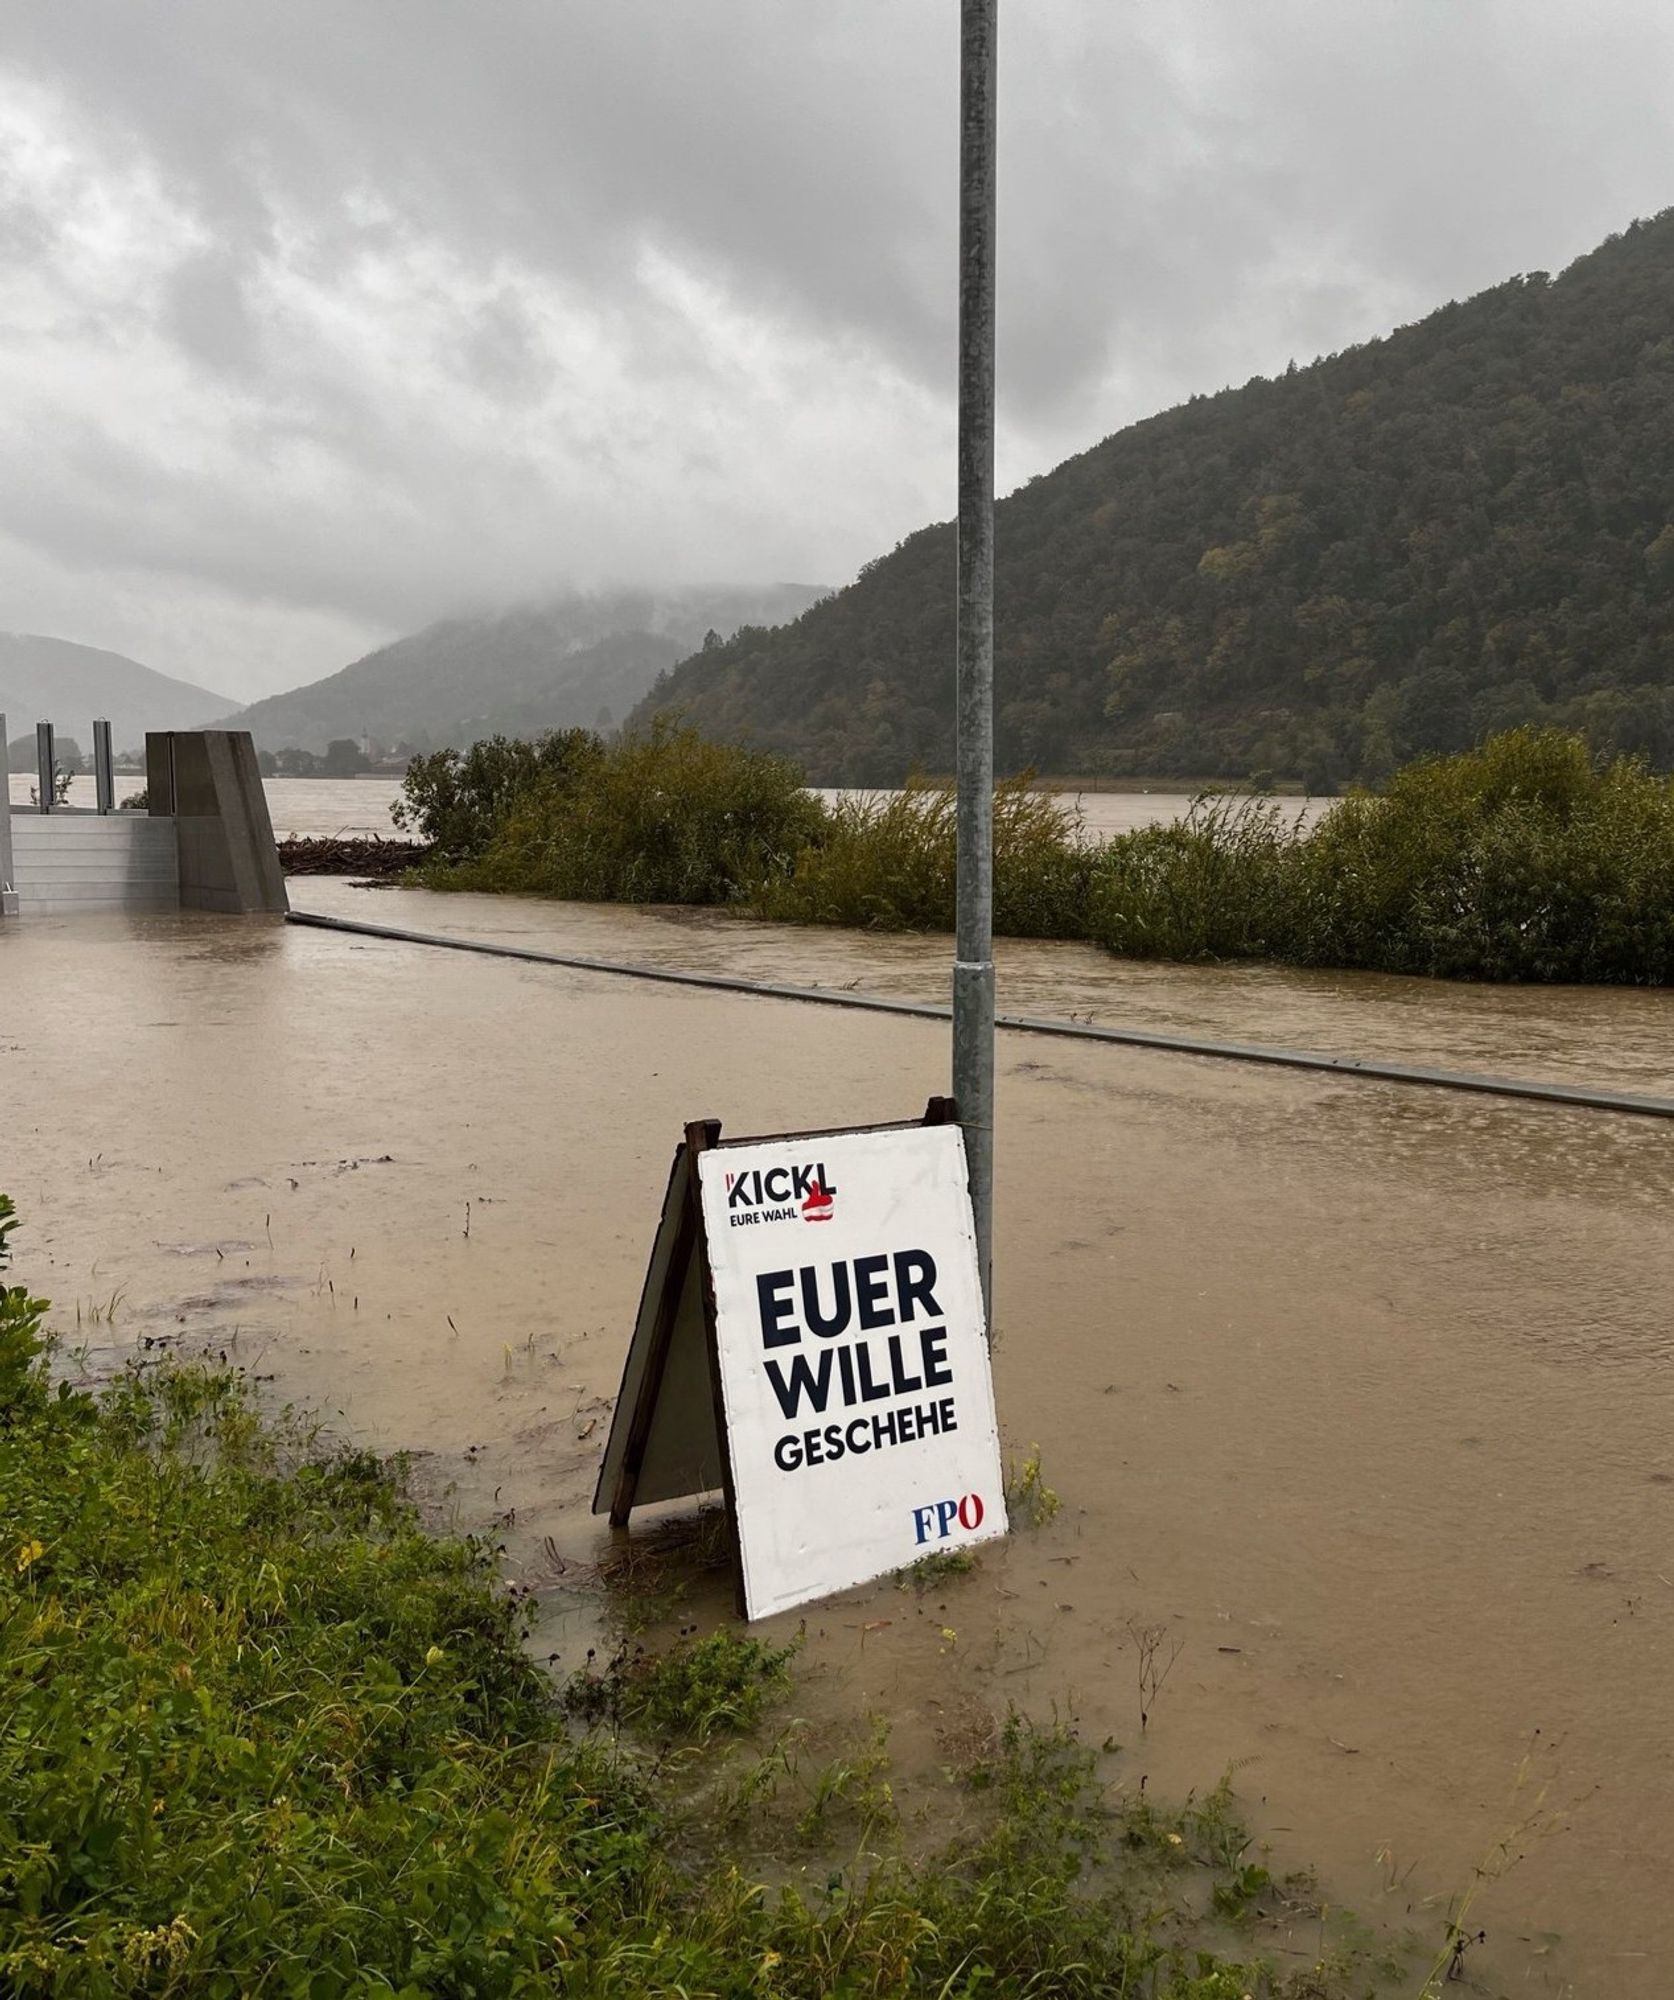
(276, 835, 430, 879)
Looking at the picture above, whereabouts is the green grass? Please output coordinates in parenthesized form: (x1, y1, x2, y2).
(1084, 796, 1304, 963)
(894, 1547, 980, 1593)
(2, 1352, 643, 1993)
(1, 1197, 1406, 1995)
(562, 1629, 798, 1742)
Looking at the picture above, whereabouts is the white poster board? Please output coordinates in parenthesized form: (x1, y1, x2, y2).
(695, 1121, 1006, 1619)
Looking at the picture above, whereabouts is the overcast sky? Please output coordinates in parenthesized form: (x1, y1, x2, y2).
(3, 1, 1671, 703)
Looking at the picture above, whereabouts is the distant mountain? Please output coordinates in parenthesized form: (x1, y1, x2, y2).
(635, 209, 1674, 786)
(0, 633, 233, 757)
(227, 585, 831, 753)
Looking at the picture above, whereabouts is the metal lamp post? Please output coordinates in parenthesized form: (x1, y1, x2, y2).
(954, 0, 997, 1323)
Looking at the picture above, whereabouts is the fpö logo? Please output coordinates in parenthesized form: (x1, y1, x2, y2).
(911, 1493, 985, 1546)
(725, 1161, 837, 1226)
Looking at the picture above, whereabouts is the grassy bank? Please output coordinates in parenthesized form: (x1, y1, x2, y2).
(400, 726, 1674, 984)
(2, 1196, 1412, 1996)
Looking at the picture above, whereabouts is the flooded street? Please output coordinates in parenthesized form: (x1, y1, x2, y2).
(297, 876, 1674, 1101)
(4, 892, 1672, 1995)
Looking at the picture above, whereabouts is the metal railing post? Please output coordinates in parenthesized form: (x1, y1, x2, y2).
(35, 722, 55, 813)
(94, 719, 115, 813)
(954, 0, 998, 1325)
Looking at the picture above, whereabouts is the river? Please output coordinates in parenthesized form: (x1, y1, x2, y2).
(4, 885, 1670, 1994)
(10, 772, 1322, 842)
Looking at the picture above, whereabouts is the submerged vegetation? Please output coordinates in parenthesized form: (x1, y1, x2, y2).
(1084, 726, 1674, 980)
(408, 721, 825, 904)
(398, 723, 1674, 984)
(2, 1197, 1407, 1995)
(750, 776, 1090, 939)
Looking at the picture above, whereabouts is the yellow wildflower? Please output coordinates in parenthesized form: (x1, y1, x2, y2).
(15, 1539, 44, 1573)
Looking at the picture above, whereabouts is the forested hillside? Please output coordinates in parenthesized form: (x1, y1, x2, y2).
(636, 211, 1674, 785)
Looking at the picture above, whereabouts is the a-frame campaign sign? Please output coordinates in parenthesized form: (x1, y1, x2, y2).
(593, 1100, 1008, 1621)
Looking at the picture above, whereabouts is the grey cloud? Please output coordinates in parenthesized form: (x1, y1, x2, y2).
(457, 292, 556, 406)
(166, 251, 263, 373)
(2, 0, 1673, 698)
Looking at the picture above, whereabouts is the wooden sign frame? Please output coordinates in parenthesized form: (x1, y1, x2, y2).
(593, 1096, 959, 1617)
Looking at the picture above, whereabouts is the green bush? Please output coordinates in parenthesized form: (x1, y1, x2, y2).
(1082, 730, 1674, 982)
(392, 729, 602, 860)
(411, 723, 1674, 982)
(751, 775, 1091, 937)
(1292, 728, 1674, 980)
(1083, 797, 1305, 963)
(435, 722, 828, 905)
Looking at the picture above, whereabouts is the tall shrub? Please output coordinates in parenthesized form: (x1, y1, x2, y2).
(392, 730, 602, 860)
(751, 776, 1090, 937)
(1294, 728, 1674, 980)
(1083, 798, 1304, 962)
(447, 723, 827, 905)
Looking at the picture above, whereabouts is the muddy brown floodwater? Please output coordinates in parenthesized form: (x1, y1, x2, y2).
(5, 889, 1673, 1997)
(9, 773, 1320, 842)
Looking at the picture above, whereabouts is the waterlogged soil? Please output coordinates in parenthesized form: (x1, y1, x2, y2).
(5, 898, 1673, 1997)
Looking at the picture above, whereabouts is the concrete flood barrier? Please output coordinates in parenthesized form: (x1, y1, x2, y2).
(9, 814, 180, 913)
(1, 718, 286, 919)
(146, 729, 288, 916)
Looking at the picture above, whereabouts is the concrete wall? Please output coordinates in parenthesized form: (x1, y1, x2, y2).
(0, 728, 285, 920)
(9, 813, 179, 913)
(146, 730, 288, 915)
(0, 811, 15, 922)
